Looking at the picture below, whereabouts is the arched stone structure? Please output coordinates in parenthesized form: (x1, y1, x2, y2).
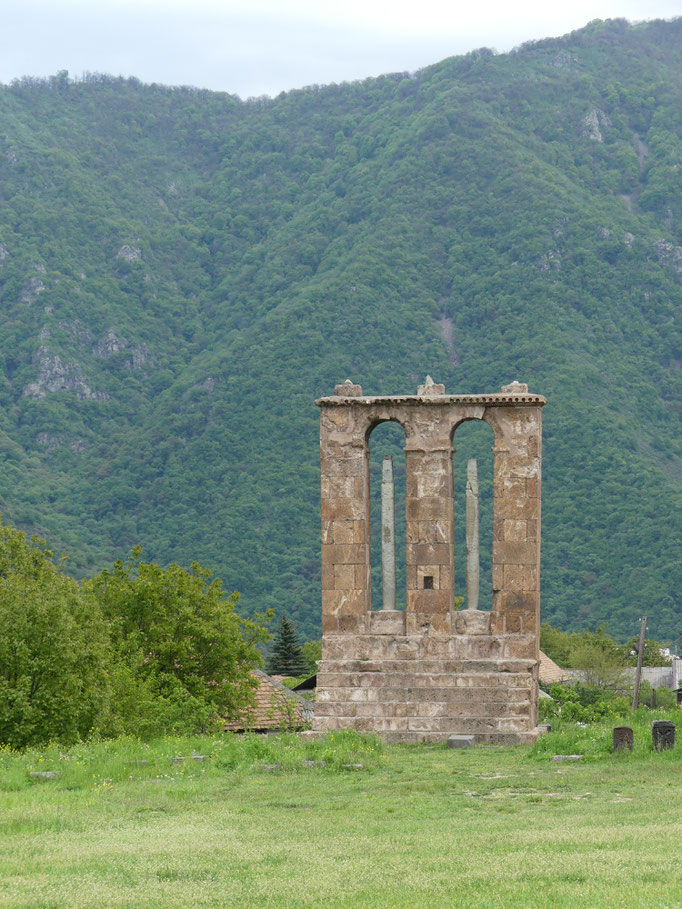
(314, 378, 546, 744)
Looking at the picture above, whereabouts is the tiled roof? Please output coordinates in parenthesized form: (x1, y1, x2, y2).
(538, 650, 571, 685)
(224, 669, 313, 732)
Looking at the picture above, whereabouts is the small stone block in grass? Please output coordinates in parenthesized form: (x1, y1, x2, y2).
(613, 726, 634, 752)
(553, 754, 582, 762)
(448, 735, 475, 749)
(29, 771, 60, 780)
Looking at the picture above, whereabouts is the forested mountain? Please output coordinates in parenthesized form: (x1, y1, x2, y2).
(0, 17, 680, 642)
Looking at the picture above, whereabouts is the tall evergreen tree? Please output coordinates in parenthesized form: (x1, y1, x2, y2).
(268, 615, 307, 676)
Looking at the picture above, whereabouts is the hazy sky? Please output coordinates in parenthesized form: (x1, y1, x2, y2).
(3, 0, 681, 98)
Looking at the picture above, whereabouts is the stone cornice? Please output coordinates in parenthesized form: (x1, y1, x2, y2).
(316, 393, 546, 407)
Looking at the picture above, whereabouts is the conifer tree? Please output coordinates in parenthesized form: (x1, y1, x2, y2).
(268, 615, 307, 676)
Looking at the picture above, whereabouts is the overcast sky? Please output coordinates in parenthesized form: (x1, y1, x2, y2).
(2, 0, 681, 99)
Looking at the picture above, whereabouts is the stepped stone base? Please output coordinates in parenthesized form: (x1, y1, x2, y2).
(380, 731, 540, 745)
(311, 629, 540, 743)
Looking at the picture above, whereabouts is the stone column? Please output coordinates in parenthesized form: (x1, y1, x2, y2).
(381, 455, 396, 611)
(405, 388, 454, 634)
(487, 385, 542, 645)
(465, 458, 479, 611)
(319, 383, 371, 636)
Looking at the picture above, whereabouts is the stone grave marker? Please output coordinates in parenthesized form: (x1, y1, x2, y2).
(613, 726, 634, 752)
(652, 720, 675, 750)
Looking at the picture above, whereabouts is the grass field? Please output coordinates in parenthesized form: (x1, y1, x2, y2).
(1, 720, 682, 908)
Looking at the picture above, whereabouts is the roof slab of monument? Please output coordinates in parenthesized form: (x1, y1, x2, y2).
(316, 393, 547, 407)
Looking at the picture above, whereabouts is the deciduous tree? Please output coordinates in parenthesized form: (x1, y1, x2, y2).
(84, 547, 269, 737)
(0, 522, 109, 748)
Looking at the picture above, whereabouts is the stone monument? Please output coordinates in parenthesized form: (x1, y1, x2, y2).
(652, 720, 675, 751)
(314, 378, 546, 744)
(613, 726, 634, 752)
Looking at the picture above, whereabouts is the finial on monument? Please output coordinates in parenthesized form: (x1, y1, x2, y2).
(334, 378, 363, 396)
(417, 375, 446, 396)
(500, 380, 529, 394)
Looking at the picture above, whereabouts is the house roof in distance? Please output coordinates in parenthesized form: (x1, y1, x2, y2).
(225, 669, 313, 732)
(538, 650, 571, 685)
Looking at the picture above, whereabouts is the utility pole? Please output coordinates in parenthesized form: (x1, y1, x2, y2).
(632, 615, 647, 711)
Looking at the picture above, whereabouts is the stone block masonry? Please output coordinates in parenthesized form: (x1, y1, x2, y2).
(313, 379, 546, 744)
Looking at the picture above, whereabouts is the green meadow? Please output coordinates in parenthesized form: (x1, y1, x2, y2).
(1, 719, 682, 908)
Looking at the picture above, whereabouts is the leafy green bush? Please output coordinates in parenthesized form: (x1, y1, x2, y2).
(539, 682, 630, 724)
(0, 522, 109, 748)
(84, 548, 270, 738)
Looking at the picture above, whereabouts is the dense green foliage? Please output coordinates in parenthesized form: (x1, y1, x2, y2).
(0, 18, 681, 640)
(540, 681, 630, 723)
(84, 549, 269, 738)
(540, 621, 672, 669)
(539, 679, 676, 724)
(0, 519, 268, 746)
(267, 614, 307, 676)
(301, 639, 322, 676)
(0, 523, 108, 748)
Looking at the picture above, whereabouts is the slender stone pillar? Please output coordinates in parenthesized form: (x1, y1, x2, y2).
(381, 455, 396, 611)
(466, 458, 480, 611)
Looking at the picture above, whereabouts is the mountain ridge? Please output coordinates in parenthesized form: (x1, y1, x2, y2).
(0, 16, 680, 641)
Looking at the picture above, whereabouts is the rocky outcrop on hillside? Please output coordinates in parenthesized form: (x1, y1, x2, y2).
(22, 347, 107, 400)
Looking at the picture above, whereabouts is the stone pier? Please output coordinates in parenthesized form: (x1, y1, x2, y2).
(314, 379, 546, 744)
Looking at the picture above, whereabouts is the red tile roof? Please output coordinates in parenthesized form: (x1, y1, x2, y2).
(225, 670, 313, 732)
(538, 650, 571, 685)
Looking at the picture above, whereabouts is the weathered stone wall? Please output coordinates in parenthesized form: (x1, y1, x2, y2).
(314, 380, 546, 744)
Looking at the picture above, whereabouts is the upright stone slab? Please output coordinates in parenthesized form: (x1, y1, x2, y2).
(314, 379, 546, 744)
(613, 726, 634, 752)
(652, 720, 675, 751)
